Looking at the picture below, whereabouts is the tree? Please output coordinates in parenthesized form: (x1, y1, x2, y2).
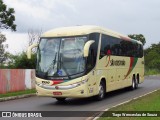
(0, 0, 16, 31)
(6, 52, 36, 69)
(0, 32, 7, 65)
(144, 42, 160, 70)
(27, 29, 42, 54)
(28, 29, 42, 46)
(128, 34, 146, 46)
(0, 52, 13, 68)
(0, 0, 16, 67)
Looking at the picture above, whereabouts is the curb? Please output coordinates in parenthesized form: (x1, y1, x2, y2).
(145, 75, 160, 77)
(146, 74, 160, 76)
(90, 89, 160, 120)
(0, 93, 36, 102)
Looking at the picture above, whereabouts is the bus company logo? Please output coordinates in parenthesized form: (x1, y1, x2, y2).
(42, 81, 50, 84)
(110, 59, 125, 66)
(55, 86, 59, 89)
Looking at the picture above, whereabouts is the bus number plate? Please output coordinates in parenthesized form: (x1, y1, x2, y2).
(53, 92, 62, 95)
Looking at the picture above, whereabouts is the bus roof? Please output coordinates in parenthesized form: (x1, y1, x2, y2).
(41, 25, 143, 45)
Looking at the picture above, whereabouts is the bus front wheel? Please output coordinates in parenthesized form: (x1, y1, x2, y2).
(96, 81, 105, 100)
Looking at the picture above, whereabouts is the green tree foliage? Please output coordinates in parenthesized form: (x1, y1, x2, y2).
(144, 42, 160, 70)
(0, 32, 7, 64)
(0, 0, 16, 67)
(0, 0, 16, 31)
(8, 52, 36, 69)
(0, 52, 12, 68)
(128, 34, 146, 46)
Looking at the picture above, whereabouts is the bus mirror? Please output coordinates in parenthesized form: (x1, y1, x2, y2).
(84, 40, 95, 57)
(27, 43, 38, 59)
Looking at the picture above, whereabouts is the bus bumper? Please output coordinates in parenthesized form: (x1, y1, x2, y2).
(35, 83, 89, 98)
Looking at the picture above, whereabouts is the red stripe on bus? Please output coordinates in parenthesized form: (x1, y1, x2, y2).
(124, 57, 138, 79)
(124, 57, 134, 79)
(51, 80, 64, 85)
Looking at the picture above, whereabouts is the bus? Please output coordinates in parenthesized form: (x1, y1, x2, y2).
(27, 25, 144, 101)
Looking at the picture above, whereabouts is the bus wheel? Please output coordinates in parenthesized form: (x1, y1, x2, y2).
(56, 98, 66, 102)
(135, 76, 138, 89)
(96, 81, 105, 100)
(131, 76, 136, 90)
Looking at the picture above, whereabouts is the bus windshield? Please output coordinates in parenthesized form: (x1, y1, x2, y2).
(36, 36, 87, 79)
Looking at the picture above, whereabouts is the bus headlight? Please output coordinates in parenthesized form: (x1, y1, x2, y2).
(71, 78, 89, 87)
(35, 81, 43, 87)
(35, 78, 89, 90)
(81, 78, 89, 84)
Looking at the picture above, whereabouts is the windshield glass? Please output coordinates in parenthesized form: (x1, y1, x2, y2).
(36, 36, 87, 79)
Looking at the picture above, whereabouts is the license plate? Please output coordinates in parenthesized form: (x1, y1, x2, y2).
(53, 92, 62, 95)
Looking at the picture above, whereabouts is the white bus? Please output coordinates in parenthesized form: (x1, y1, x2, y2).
(27, 26, 144, 101)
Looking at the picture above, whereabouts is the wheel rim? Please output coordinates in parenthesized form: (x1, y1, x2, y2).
(132, 80, 135, 89)
(99, 84, 104, 99)
(135, 79, 138, 88)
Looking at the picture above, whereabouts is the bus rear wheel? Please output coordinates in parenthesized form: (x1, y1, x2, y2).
(56, 98, 66, 102)
(96, 81, 105, 101)
(131, 76, 138, 90)
(135, 75, 139, 89)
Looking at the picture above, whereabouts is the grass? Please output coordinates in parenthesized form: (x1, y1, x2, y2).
(145, 69, 160, 76)
(0, 89, 36, 98)
(99, 90, 160, 120)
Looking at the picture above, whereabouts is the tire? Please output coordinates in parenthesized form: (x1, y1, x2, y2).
(131, 77, 135, 90)
(56, 98, 66, 102)
(96, 81, 105, 101)
(135, 76, 138, 89)
(131, 76, 138, 90)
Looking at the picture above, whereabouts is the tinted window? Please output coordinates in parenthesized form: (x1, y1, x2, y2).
(100, 34, 122, 58)
(100, 34, 108, 58)
(138, 44, 143, 57)
(86, 33, 99, 71)
(100, 34, 143, 58)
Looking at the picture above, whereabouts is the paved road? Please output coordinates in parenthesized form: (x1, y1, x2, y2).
(0, 76, 160, 120)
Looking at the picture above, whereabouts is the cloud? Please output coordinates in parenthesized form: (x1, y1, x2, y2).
(3, 0, 78, 32)
(3, 31, 28, 54)
(2, 0, 160, 53)
(4, 0, 160, 32)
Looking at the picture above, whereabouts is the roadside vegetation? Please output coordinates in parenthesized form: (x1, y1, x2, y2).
(0, 89, 36, 98)
(145, 68, 160, 76)
(144, 42, 160, 75)
(99, 90, 160, 120)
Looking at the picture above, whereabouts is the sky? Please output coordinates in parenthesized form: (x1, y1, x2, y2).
(2, 0, 160, 54)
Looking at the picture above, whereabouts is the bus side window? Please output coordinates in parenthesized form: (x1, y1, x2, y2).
(86, 45, 95, 71)
(139, 44, 143, 58)
(100, 34, 110, 58)
(86, 33, 99, 72)
(104, 45, 111, 55)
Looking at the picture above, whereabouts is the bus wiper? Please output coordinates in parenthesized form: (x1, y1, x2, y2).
(44, 52, 58, 77)
(59, 53, 71, 79)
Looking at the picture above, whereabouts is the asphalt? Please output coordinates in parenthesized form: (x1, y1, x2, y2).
(0, 76, 160, 120)
(0, 94, 36, 102)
